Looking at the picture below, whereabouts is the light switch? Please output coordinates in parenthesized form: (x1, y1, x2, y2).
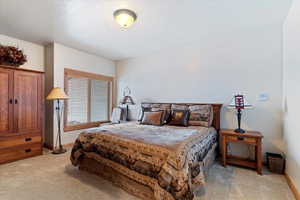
(258, 93, 269, 101)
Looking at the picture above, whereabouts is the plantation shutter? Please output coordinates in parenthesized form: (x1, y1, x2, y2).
(90, 80, 109, 121)
(67, 77, 89, 125)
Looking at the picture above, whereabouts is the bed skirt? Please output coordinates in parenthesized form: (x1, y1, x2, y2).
(76, 143, 217, 200)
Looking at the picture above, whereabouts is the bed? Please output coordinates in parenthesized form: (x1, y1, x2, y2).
(70, 103, 222, 200)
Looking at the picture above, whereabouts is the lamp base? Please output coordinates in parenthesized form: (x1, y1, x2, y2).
(234, 128, 245, 133)
(52, 148, 67, 154)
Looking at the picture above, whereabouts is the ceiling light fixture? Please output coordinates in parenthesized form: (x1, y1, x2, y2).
(114, 9, 137, 28)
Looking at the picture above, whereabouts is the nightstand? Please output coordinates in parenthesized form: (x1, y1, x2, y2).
(220, 129, 263, 175)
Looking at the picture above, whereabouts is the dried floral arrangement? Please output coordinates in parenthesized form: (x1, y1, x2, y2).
(0, 45, 27, 66)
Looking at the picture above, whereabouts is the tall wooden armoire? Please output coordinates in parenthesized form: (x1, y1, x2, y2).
(0, 65, 44, 164)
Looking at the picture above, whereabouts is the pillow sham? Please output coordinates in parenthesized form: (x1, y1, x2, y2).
(111, 107, 123, 124)
(188, 105, 213, 127)
(140, 111, 164, 126)
(168, 109, 189, 126)
(138, 107, 151, 121)
(171, 104, 189, 110)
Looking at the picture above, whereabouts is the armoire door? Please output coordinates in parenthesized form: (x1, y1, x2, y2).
(0, 68, 14, 135)
(13, 71, 43, 135)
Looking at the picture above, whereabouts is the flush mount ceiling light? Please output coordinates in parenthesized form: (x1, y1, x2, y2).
(114, 9, 137, 28)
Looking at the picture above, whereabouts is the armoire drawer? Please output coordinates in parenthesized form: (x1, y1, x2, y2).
(0, 136, 42, 150)
(0, 143, 42, 164)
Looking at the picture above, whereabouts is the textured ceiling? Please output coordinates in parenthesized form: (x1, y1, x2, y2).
(0, 0, 292, 60)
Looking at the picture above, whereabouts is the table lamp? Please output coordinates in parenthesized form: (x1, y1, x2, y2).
(46, 88, 69, 154)
(120, 87, 135, 121)
(228, 94, 252, 133)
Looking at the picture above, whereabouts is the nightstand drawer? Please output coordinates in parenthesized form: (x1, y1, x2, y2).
(227, 135, 256, 144)
(244, 137, 257, 144)
(227, 136, 239, 141)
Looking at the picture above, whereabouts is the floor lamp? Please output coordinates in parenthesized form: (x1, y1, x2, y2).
(46, 88, 69, 154)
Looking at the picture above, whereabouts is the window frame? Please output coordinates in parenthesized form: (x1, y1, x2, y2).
(64, 68, 115, 132)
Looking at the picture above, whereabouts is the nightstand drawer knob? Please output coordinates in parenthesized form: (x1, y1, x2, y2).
(238, 137, 244, 141)
(25, 138, 32, 142)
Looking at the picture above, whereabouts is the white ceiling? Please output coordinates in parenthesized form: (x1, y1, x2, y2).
(0, 0, 292, 60)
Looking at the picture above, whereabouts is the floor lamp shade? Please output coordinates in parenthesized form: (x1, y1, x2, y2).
(46, 88, 69, 100)
(46, 88, 69, 154)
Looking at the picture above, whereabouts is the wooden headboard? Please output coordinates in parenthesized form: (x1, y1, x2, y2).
(142, 103, 223, 132)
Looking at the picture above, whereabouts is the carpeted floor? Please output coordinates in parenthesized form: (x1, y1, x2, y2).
(0, 149, 295, 200)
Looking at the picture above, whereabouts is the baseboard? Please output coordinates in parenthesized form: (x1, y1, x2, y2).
(43, 143, 74, 150)
(43, 143, 54, 150)
(286, 174, 300, 200)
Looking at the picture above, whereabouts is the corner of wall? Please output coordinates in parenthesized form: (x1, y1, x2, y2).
(44, 43, 54, 147)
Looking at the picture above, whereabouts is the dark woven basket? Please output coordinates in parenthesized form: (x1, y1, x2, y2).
(266, 153, 285, 174)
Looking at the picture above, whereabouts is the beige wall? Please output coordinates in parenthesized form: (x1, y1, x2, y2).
(283, 0, 300, 193)
(0, 34, 44, 71)
(117, 25, 284, 158)
(46, 43, 116, 146)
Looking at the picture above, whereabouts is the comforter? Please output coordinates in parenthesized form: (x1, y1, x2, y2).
(71, 122, 217, 200)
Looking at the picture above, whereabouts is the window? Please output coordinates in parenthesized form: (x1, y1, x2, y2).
(64, 68, 114, 131)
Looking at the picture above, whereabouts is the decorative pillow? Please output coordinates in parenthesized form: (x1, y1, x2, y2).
(168, 109, 190, 126)
(188, 105, 214, 127)
(140, 111, 164, 126)
(151, 108, 171, 124)
(139, 103, 171, 124)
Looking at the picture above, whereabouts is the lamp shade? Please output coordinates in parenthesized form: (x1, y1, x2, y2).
(121, 96, 135, 105)
(46, 88, 69, 100)
(228, 95, 252, 109)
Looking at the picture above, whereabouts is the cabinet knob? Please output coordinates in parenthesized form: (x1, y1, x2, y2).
(238, 136, 244, 141)
(9, 99, 13, 104)
(15, 99, 18, 104)
(25, 138, 32, 142)
(25, 149, 32, 153)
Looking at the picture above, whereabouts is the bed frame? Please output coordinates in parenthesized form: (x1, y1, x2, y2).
(77, 103, 222, 200)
